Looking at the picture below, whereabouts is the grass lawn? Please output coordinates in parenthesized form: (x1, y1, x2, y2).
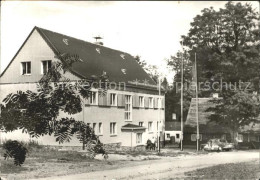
(0, 146, 128, 180)
(184, 160, 260, 179)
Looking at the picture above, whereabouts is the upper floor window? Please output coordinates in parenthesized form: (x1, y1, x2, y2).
(139, 96, 144, 108)
(90, 91, 98, 105)
(110, 93, 117, 106)
(41, 60, 52, 75)
(139, 122, 144, 127)
(148, 97, 154, 108)
(21, 62, 31, 75)
(125, 95, 132, 121)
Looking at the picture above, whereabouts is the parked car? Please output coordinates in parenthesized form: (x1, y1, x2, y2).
(203, 138, 234, 151)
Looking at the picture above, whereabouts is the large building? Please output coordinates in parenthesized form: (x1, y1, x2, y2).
(0, 27, 165, 148)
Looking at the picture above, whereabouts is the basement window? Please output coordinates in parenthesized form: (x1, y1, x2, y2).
(21, 62, 31, 75)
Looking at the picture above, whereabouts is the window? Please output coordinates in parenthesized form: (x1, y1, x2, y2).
(21, 62, 31, 75)
(237, 134, 243, 142)
(93, 123, 97, 133)
(221, 134, 226, 140)
(139, 122, 144, 127)
(167, 134, 170, 138)
(136, 133, 142, 144)
(124, 95, 132, 121)
(148, 97, 154, 108)
(87, 123, 91, 126)
(110, 93, 117, 106)
(139, 96, 144, 108)
(98, 123, 103, 135)
(110, 122, 117, 135)
(41, 60, 52, 75)
(176, 134, 180, 139)
(191, 134, 202, 141)
(63, 38, 69, 45)
(90, 91, 97, 105)
(148, 122, 153, 132)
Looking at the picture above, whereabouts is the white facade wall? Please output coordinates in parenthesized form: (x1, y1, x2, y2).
(0, 28, 165, 147)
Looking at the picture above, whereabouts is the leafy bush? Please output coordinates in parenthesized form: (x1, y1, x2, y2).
(3, 140, 28, 166)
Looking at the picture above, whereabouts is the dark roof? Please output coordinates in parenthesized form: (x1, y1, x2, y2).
(165, 121, 181, 131)
(185, 98, 229, 133)
(36, 27, 156, 85)
(121, 123, 146, 130)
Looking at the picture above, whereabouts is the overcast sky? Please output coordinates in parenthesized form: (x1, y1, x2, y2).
(1, 1, 259, 79)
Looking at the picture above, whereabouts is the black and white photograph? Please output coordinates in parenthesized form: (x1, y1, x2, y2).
(0, 1, 260, 179)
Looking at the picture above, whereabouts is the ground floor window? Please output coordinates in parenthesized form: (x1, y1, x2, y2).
(148, 122, 153, 132)
(98, 123, 103, 135)
(221, 134, 226, 140)
(166, 134, 170, 138)
(93, 123, 97, 133)
(136, 133, 142, 144)
(191, 134, 202, 141)
(176, 133, 180, 139)
(237, 134, 243, 142)
(110, 122, 117, 135)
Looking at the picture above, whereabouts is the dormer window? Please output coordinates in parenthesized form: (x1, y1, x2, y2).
(41, 60, 52, 75)
(120, 54, 125, 59)
(121, 69, 127, 74)
(21, 62, 31, 75)
(96, 48, 101, 54)
(63, 38, 69, 45)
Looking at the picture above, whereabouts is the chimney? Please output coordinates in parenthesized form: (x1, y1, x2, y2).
(93, 36, 103, 46)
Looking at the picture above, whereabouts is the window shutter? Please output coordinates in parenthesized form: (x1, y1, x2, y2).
(98, 95, 104, 106)
(161, 98, 165, 109)
(117, 94, 125, 107)
(133, 94, 139, 108)
(103, 93, 108, 106)
(144, 97, 149, 108)
(106, 93, 111, 106)
(154, 98, 158, 109)
(85, 97, 90, 105)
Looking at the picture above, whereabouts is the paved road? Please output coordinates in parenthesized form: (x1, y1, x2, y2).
(30, 151, 259, 180)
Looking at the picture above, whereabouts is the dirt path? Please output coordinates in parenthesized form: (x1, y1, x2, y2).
(29, 151, 259, 180)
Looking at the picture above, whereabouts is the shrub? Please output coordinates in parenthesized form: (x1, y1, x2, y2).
(3, 140, 28, 166)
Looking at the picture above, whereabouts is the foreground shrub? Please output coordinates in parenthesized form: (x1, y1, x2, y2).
(3, 140, 28, 166)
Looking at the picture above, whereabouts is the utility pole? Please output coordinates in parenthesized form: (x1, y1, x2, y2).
(157, 76, 161, 153)
(180, 41, 184, 151)
(195, 53, 199, 151)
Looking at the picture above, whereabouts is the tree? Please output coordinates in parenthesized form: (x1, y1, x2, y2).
(180, 2, 260, 142)
(207, 90, 260, 143)
(134, 55, 160, 83)
(0, 53, 108, 164)
(165, 50, 193, 122)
